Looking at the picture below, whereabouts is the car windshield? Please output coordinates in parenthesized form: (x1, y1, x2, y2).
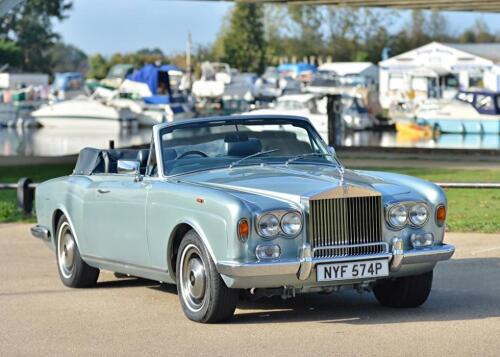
(159, 118, 335, 176)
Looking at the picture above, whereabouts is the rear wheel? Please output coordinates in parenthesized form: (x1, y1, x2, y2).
(56, 215, 99, 288)
(373, 271, 433, 308)
(176, 230, 238, 323)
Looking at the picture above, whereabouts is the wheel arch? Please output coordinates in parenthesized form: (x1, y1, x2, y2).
(167, 220, 217, 283)
(51, 205, 81, 249)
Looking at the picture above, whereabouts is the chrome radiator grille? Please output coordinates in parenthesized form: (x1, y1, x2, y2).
(309, 195, 384, 258)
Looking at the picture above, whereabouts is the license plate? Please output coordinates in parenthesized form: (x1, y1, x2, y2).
(316, 259, 389, 282)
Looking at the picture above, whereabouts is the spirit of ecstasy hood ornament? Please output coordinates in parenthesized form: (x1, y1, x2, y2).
(327, 146, 345, 186)
(337, 164, 345, 186)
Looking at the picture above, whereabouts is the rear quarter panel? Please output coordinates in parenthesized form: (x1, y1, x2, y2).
(35, 175, 94, 252)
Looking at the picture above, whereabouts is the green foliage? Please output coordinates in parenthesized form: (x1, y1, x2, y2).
(0, 40, 22, 67)
(220, 4, 266, 74)
(46, 42, 87, 73)
(0, 0, 72, 72)
(87, 54, 109, 80)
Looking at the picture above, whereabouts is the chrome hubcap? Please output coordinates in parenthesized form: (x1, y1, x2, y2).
(180, 244, 207, 312)
(58, 222, 76, 279)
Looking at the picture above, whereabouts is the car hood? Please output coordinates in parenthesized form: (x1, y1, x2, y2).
(177, 164, 410, 204)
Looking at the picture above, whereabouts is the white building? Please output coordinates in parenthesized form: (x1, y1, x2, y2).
(0, 73, 49, 90)
(379, 42, 500, 109)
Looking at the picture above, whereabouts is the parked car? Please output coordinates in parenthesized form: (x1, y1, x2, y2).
(31, 115, 454, 323)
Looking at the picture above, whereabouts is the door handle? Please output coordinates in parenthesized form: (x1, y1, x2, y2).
(97, 188, 110, 194)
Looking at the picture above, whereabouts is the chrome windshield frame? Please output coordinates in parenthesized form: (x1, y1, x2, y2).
(153, 115, 333, 178)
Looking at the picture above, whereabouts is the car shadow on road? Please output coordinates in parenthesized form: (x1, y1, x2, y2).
(91, 257, 500, 325)
(231, 257, 500, 325)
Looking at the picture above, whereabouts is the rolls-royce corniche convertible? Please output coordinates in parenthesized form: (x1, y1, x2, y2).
(32, 115, 455, 323)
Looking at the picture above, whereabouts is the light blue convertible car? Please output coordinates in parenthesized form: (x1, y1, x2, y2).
(32, 115, 455, 323)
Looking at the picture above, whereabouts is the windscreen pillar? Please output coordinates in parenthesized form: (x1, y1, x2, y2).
(326, 94, 343, 147)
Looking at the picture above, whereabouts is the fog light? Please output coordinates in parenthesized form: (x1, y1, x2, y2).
(256, 244, 281, 260)
(411, 233, 434, 248)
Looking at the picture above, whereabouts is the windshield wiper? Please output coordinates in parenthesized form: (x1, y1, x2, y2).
(285, 152, 332, 166)
(229, 149, 280, 169)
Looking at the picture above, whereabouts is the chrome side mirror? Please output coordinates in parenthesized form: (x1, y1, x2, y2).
(327, 146, 336, 157)
(117, 160, 140, 176)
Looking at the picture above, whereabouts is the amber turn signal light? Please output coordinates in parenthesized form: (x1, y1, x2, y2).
(436, 205, 446, 227)
(238, 218, 249, 242)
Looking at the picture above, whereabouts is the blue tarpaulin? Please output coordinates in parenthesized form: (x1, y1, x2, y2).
(277, 63, 317, 76)
(127, 64, 181, 95)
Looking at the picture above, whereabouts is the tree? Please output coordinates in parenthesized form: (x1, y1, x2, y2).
(458, 18, 497, 43)
(221, 4, 266, 74)
(0, 0, 72, 72)
(0, 40, 22, 68)
(286, 5, 325, 58)
(87, 54, 108, 80)
(46, 42, 87, 73)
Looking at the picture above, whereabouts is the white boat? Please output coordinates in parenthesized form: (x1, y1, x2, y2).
(31, 96, 137, 130)
(192, 62, 254, 102)
(243, 93, 373, 142)
(253, 67, 302, 100)
(415, 89, 500, 134)
(109, 80, 195, 126)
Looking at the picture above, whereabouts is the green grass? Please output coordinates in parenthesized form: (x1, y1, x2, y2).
(357, 167, 500, 233)
(1, 164, 499, 233)
(0, 163, 73, 222)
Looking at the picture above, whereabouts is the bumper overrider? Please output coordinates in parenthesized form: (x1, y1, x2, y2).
(216, 241, 455, 281)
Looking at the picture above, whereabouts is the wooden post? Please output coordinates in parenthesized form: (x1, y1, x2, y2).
(327, 94, 343, 147)
(17, 177, 33, 215)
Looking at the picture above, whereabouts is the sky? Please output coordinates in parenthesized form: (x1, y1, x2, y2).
(52, 0, 500, 56)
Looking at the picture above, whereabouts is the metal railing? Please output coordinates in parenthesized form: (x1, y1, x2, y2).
(0, 178, 499, 216)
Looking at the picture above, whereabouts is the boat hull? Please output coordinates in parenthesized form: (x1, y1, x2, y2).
(417, 118, 500, 134)
(34, 116, 136, 130)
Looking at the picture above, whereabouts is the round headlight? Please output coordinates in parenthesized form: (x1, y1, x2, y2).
(387, 204, 408, 228)
(257, 214, 280, 238)
(409, 203, 429, 226)
(281, 212, 302, 236)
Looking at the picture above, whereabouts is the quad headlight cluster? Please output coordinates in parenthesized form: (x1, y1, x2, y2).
(256, 210, 303, 238)
(386, 202, 430, 229)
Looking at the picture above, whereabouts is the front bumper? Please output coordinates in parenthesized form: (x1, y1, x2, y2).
(30, 225, 51, 241)
(216, 243, 455, 282)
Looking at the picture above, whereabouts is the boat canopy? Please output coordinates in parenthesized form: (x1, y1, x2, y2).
(127, 64, 181, 95)
(277, 63, 317, 76)
(456, 89, 500, 115)
(53, 72, 85, 91)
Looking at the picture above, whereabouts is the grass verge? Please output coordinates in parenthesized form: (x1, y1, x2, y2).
(0, 164, 499, 233)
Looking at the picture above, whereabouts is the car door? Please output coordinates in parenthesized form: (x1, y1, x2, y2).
(83, 174, 151, 267)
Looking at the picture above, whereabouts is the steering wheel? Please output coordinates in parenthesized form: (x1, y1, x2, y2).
(176, 150, 208, 159)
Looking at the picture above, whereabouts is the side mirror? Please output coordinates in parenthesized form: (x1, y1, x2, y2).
(117, 160, 140, 176)
(327, 146, 336, 157)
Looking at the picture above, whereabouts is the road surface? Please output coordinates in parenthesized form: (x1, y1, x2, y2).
(1, 223, 499, 356)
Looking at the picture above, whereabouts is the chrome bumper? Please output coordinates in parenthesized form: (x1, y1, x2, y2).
(217, 243, 455, 280)
(30, 225, 50, 241)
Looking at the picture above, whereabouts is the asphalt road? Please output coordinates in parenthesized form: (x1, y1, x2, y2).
(1, 223, 499, 356)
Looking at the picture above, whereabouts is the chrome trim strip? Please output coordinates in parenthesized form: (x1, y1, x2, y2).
(81, 254, 167, 274)
(30, 225, 50, 241)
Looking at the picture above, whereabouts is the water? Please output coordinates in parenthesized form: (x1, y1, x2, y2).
(341, 131, 500, 150)
(0, 127, 152, 157)
(0, 127, 499, 157)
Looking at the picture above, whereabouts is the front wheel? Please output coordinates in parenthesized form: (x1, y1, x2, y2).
(373, 271, 433, 308)
(176, 230, 238, 323)
(56, 215, 99, 288)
